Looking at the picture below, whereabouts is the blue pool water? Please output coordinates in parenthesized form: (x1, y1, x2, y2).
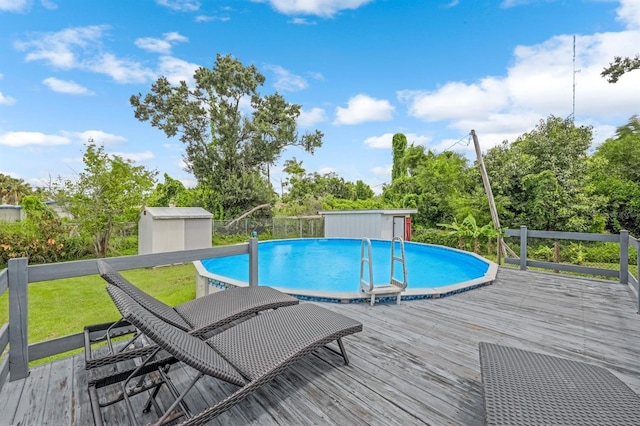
(201, 238, 490, 293)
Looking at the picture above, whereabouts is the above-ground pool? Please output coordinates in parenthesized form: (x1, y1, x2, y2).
(196, 238, 497, 303)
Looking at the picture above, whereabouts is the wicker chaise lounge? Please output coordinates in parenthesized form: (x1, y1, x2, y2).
(90, 284, 363, 426)
(84, 259, 299, 369)
(479, 342, 640, 425)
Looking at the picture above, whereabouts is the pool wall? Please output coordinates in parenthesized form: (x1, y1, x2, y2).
(195, 239, 498, 303)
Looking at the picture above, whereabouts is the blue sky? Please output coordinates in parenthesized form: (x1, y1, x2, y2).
(1, 0, 639, 195)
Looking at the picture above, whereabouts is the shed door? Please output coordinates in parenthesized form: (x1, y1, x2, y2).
(393, 216, 405, 239)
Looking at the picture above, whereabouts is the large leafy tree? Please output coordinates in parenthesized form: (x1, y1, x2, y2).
(56, 143, 157, 257)
(588, 115, 640, 234)
(483, 115, 601, 231)
(130, 53, 323, 218)
(602, 54, 640, 83)
(383, 147, 477, 227)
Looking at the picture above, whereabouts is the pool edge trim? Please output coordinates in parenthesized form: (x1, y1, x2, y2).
(195, 240, 498, 304)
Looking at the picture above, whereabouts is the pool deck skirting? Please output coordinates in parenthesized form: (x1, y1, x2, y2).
(2, 266, 640, 425)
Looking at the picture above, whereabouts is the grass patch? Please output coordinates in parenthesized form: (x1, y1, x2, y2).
(0, 263, 197, 365)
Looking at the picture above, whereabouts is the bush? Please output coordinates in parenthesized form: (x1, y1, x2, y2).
(411, 228, 459, 249)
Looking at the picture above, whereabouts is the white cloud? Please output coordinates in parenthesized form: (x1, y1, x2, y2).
(255, 0, 374, 18)
(317, 167, 336, 175)
(298, 107, 327, 127)
(399, 20, 640, 151)
(265, 65, 308, 92)
(16, 25, 108, 69)
(0, 131, 70, 147)
(110, 150, 155, 162)
(61, 130, 126, 145)
(0, 0, 29, 12)
(41, 0, 57, 10)
(86, 53, 156, 84)
(135, 32, 187, 54)
(372, 165, 392, 176)
(15, 26, 156, 84)
(195, 15, 231, 22)
(158, 56, 199, 85)
(42, 77, 94, 95)
(0, 91, 16, 105)
(617, 0, 640, 29)
(364, 132, 431, 149)
(291, 17, 316, 24)
(334, 94, 394, 125)
(180, 178, 198, 188)
(501, 0, 536, 8)
(156, 0, 200, 12)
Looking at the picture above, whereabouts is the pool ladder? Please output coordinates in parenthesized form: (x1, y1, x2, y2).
(360, 237, 408, 306)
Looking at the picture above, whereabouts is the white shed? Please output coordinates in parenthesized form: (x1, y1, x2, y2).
(319, 209, 418, 240)
(138, 207, 213, 255)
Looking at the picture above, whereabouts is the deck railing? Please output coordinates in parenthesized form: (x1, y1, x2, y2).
(504, 227, 639, 312)
(0, 238, 258, 393)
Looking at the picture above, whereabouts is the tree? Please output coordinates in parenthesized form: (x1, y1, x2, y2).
(147, 173, 187, 207)
(602, 54, 640, 83)
(384, 149, 476, 228)
(588, 115, 640, 234)
(130, 53, 323, 218)
(391, 133, 408, 181)
(0, 174, 32, 205)
(56, 143, 157, 257)
(483, 115, 599, 231)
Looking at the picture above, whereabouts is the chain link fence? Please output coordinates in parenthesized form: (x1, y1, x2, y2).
(213, 216, 324, 239)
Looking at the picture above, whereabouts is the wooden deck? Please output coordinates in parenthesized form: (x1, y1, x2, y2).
(1, 267, 640, 425)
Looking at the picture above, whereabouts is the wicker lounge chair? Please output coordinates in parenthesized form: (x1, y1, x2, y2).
(90, 284, 362, 426)
(479, 342, 640, 425)
(84, 259, 299, 370)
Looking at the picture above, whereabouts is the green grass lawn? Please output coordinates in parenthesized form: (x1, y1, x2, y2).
(0, 263, 197, 365)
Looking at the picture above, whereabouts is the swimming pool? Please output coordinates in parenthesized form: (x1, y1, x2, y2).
(195, 238, 497, 303)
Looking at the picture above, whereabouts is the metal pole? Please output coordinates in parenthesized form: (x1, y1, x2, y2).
(520, 226, 528, 271)
(620, 230, 629, 285)
(8, 257, 29, 381)
(637, 245, 640, 314)
(248, 236, 258, 286)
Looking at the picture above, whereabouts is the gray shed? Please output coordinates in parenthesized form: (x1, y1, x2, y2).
(319, 209, 418, 241)
(138, 207, 213, 255)
(0, 205, 25, 222)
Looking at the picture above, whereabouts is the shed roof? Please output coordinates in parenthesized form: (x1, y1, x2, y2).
(143, 207, 213, 219)
(318, 209, 418, 216)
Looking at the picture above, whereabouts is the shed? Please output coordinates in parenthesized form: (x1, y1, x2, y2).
(0, 205, 25, 222)
(138, 207, 213, 255)
(318, 209, 418, 241)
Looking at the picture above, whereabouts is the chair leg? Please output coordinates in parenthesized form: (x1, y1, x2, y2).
(337, 338, 350, 365)
(370, 295, 375, 306)
(154, 373, 204, 425)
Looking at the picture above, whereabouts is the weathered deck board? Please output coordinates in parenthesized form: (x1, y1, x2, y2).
(2, 267, 640, 425)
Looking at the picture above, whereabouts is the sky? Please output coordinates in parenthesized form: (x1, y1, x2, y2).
(0, 0, 639, 196)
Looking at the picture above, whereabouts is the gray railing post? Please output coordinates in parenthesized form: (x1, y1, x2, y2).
(520, 226, 528, 271)
(8, 257, 29, 381)
(620, 230, 629, 285)
(249, 236, 258, 286)
(636, 245, 640, 314)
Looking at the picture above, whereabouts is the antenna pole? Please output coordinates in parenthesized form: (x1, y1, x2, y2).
(573, 35, 575, 118)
